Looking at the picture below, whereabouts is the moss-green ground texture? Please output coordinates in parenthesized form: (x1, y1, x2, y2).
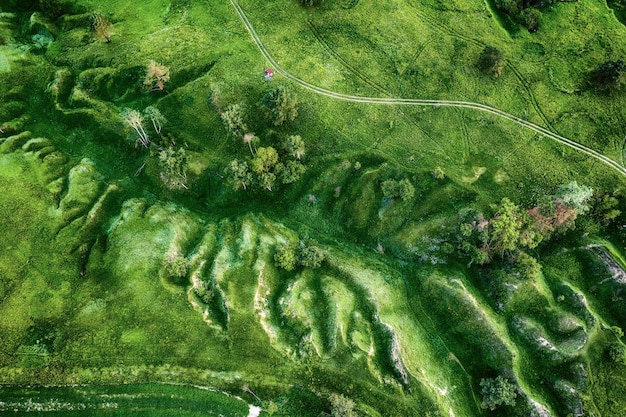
(3, 0, 626, 415)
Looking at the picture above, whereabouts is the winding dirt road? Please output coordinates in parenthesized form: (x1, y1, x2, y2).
(229, 0, 626, 177)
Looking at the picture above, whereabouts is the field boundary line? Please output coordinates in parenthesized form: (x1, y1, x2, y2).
(229, 0, 626, 178)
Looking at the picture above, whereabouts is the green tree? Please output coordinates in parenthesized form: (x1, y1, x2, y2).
(381, 179, 399, 198)
(516, 252, 542, 280)
(144, 106, 166, 135)
(480, 376, 517, 411)
(519, 8, 541, 32)
(261, 86, 298, 126)
(329, 393, 356, 417)
(40, 0, 71, 19)
(593, 193, 621, 225)
(489, 198, 523, 256)
(553, 181, 593, 214)
(164, 256, 189, 278)
(381, 178, 414, 202)
(259, 172, 277, 191)
(299, 244, 325, 269)
(226, 159, 252, 191)
(432, 167, 445, 179)
(494, 0, 519, 15)
(221, 103, 247, 137)
(477, 46, 505, 77)
(608, 343, 625, 364)
(397, 178, 415, 201)
(274, 244, 297, 271)
(280, 160, 306, 184)
(158, 147, 187, 190)
(243, 133, 259, 156)
(285, 135, 305, 160)
(251, 146, 279, 174)
(461, 241, 490, 266)
(592, 60, 626, 90)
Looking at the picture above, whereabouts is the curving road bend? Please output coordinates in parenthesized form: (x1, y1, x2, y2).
(229, 0, 626, 177)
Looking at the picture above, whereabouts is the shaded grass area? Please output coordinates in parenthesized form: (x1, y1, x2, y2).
(0, 383, 249, 416)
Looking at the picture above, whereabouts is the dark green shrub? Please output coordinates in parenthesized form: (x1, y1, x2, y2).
(275, 244, 297, 271)
(591, 60, 626, 90)
(299, 244, 325, 269)
(158, 147, 188, 190)
(477, 46, 505, 77)
(221, 103, 247, 137)
(519, 8, 541, 32)
(329, 393, 356, 417)
(480, 376, 517, 410)
(260, 86, 298, 126)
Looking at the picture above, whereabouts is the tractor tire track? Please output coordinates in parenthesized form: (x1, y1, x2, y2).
(407, 1, 557, 132)
(306, 20, 389, 96)
(454, 107, 472, 160)
(307, 19, 446, 153)
(507, 63, 557, 132)
(230, 0, 626, 178)
(397, 37, 430, 81)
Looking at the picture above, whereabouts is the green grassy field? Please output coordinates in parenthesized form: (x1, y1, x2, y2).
(2, 0, 626, 415)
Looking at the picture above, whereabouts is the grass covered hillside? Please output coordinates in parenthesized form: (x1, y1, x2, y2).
(2, 0, 626, 415)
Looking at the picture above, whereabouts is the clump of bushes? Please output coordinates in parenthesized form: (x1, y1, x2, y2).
(477, 46, 505, 77)
(381, 178, 414, 202)
(260, 86, 298, 126)
(163, 255, 189, 285)
(274, 241, 326, 270)
(328, 393, 356, 417)
(225, 140, 306, 192)
(480, 376, 517, 410)
(590, 60, 626, 91)
(158, 147, 188, 190)
(457, 182, 593, 265)
(494, 0, 547, 32)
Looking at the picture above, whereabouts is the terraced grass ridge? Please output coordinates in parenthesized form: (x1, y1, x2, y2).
(2, 0, 626, 416)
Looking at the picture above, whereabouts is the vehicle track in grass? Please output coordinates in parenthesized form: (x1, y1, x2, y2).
(306, 20, 447, 153)
(230, 0, 626, 177)
(405, 0, 558, 133)
(306, 20, 388, 96)
(454, 107, 472, 160)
